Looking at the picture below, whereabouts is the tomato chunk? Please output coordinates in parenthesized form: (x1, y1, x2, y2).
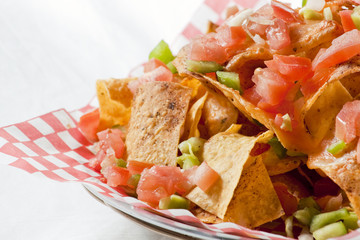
(106, 166, 131, 187)
(127, 160, 154, 175)
(339, 10, 356, 32)
(97, 129, 125, 159)
(253, 68, 293, 106)
(136, 166, 193, 206)
(128, 66, 173, 94)
(266, 19, 291, 50)
(265, 55, 312, 82)
(300, 67, 334, 97)
(215, 25, 247, 56)
(335, 100, 360, 143)
(312, 29, 360, 71)
(271, 0, 301, 23)
(192, 162, 220, 192)
(273, 182, 298, 215)
(143, 58, 168, 73)
(189, 34, 228, 64)
(78, 108, 100, 142)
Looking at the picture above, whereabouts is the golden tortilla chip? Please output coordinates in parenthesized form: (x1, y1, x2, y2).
(182, 91, 208, 140)
(186, 131, 284, 228)
(202, 89, 239, 137)
(224, 124, 242, 134)
(308, 130, 360, 217)
(261, 149, 303, 176)
(290, 20, 342, 59)
(125, 81, 192, 166)
(224, 156, 284, 228)
(180, 77, 207, 102)
(96, 78, 134, 131)
(191, 207, 223, 224)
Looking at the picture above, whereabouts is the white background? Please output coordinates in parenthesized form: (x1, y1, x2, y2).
(0, 0, 302, 239)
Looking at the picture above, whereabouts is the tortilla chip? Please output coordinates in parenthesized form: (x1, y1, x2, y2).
(182, 91, 208, 140)
(180, 77, 207, 102)
(201, 89, 239, 137)
(96, 78, 134, 131)
(290, 20, 342, 59)
(308, 130, 360, 217)
(225, 124, 242, 134)
(302, 81, 353, 144)
(125, 81, 192, 166)
(192, 207, 223, 224)
(261, 149, 303, 176)
(186, 131, 284, 228)
(224, 156, 284, 228)
(271, 173, 310, 199)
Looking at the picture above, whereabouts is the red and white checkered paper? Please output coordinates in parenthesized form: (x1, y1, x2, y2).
(1, 0, 360, 239)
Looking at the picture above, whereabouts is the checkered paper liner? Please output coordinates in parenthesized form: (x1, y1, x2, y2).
(1, 0, 360, 239)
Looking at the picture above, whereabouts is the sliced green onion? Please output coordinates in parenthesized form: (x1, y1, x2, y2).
(327, 140, 346, 155)
(186, 59, 223, 73)
(323, 7, 333, 21)
(301, 9, 323, 20)
(351, 6, 360, 30)
(280, 113, 292, 132)
(166, 61, 178, 74)
(178, 137, 206, 154)
(115, 158, 127, 168)
(268, 136, 287, 159)
(310, 208, 349, 233)
(293, 207, 320, 226)
(312, 221, 347, 240)
(176, 153, 200, 169)
(285, 216, 294, 238)
(343, 211, 359, 230)
(149, 40, 175, 64)
(216, 71, 243, 94)
(127, 174, 141, 188)
(298, 197, 321, 210)
(159, 194, 190, 210)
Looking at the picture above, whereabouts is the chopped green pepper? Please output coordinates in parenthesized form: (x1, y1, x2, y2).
(127, 174, 141, 188)
(302, 9, 323, 20)
(351, 6, 360, 30)
(216, 71, 243, 94)
(327, 140, 346, 155)
(159, 194, 190, 210)
(115, 158, 127, 168)
(149, 40, 175, 64)
(298, 197, 321, 210)
(293, 207, 320, 226)
(323, 7, 333, 21)
(178, 137, 206, 154)
(268, 136, 287, 159)
(312, 221, 347, 240)
(343, 211, 359, 230)
(310, 208, 349, 233)
(166, 61, 178, 74)
(186, 59, 223, 73)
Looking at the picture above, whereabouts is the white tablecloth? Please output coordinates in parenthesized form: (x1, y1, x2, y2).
(0, 1, 202, 239)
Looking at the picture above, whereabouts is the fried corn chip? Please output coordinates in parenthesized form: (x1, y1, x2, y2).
(224, 124, 242, 134)
(125, 81, 192, 166)
(182, 91, 208, 140)
(186, 131, 284, 228)
(261, 149, 303, 176)
(96, 78, 134, 131)
(202, 89, 239, 137)
(308, 130, 360, 217)
(192, 207, 223, 224)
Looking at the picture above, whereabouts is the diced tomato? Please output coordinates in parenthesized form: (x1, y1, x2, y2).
(271, 0, 301, 23)
(127, 160, 154, 175)
(253, 68, 293, 106)
(78, 108, 100, 143)
(250, 143, 271, 156)
(97, 129, 125, 159)
(312, 30, 360, 71)
(245, 4, 274, 37)
(106, 166, 131, 187)
(215, 25, 247, 56)
(266, 19, 291, 50)
(189, 33, 228, 64)
(128, 66, 173, 94)
(265, 55, 312, 82)
(339, 10, 356, 32)
(273, 182, 298, 215)
(136, 166, 193, 206)
(335, 100, 360, 143)
(357, 138, 360, 164)
(89, 148, 106, 171)
(243, 86, 262, 106)
(143, 58, 168, 73)
(300, 67, 334, 97)
(192, 162, 220, 192)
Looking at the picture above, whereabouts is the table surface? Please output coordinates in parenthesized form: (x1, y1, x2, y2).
(0, 1, 203, 239)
